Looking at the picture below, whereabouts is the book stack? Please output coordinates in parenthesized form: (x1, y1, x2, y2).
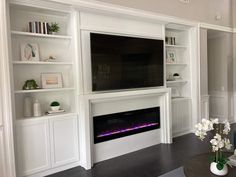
(28, 21, 49, 34)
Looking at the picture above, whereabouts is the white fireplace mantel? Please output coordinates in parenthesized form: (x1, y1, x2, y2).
(78, 88, 172, 169)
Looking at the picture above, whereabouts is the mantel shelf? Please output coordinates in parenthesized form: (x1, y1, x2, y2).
(165, 44, 188, 48)
(11, 31, 72, 39)
(12, 61, 73, 65)
(14, 87, 75, 94)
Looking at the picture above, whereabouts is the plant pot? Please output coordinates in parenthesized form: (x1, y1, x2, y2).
(51, 32, 57, 35)
(210, 162, 228, 176)
(51, 106, 60, 111)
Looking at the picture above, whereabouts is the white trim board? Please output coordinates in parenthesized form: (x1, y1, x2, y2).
(0, 0, 16, 177)
(47, 0, 198, 27)
(200, 23, 233, 33)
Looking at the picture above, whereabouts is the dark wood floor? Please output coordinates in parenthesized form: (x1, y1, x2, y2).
(48, 124, 236, 177)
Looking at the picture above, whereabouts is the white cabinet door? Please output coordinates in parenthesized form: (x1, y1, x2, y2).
(172, 99, 192, 137)
(50, 116, 79, 167)
(15, 119, 51, 176)
(0, 129, 6, 177)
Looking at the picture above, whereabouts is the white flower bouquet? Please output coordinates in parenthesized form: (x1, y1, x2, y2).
(195, 118, 232, 172)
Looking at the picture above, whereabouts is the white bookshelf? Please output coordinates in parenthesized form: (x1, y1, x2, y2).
(14, 87, 75, 94)
(11, 31, 72, 39)
(9, 4, 78, 120)
(12, 61, 73, 65)
(9, 3, 80, 177)
(165, 44, 188, 48)
(165, 24, 191, 99)
(165, 23, 193, 138)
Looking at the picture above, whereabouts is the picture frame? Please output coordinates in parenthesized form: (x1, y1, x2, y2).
(41, 73, 63, 89)
(21, 43, 40, 61)
(166, 50, 176, 63)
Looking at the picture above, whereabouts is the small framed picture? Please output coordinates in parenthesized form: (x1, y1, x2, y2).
(166, 50, 176, 63)
(21, 43, 40, 61)
(41, 73, 63, 89)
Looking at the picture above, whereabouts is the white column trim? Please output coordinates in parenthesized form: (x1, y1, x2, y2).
(0, 0, 16, 177)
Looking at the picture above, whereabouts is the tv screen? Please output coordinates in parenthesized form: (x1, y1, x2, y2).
(90, 33, 164, 91)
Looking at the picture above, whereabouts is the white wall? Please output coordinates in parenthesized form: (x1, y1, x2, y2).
(233, 0, 236, 28)
(97, 0, 233, 27)
(207, 31, 233, 93)
(200, 28, 208, 96)
(207, 30, 234, 121)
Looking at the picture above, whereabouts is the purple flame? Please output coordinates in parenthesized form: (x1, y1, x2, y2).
(97, 122, 159, 138)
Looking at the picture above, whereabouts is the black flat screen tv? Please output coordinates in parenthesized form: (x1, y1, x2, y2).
(90, 33, 164, 91)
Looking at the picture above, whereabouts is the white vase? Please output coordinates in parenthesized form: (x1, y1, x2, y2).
(33, 99, 42, 117)
(51, 106, 60, 111)
(210, 162, 228, 176)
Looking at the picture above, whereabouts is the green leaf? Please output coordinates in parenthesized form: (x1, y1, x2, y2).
(217, 162, 224, 170)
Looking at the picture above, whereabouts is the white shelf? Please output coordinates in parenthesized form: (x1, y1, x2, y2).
(11, 31, 72, 39)
(166, 80, 187, 85)
(166, 44, 188, 48)
(166, 63, 187, 67)
(12, 61, 73, 65)
(14, 87, 75, 94)
(16, 112, 77, 122)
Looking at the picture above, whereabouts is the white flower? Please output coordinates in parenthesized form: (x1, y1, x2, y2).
(210, 138, 218, 146)
(212, 145, 219, 152)
(210, 133, 225, 151)
(218, 140, 225, 149)
(214, 133, 222, 141)
(224, 138, 232, 150)
(211, 118, 219, 124)
(223, 121, 230, 135)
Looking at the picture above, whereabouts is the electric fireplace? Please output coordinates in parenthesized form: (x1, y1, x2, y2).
(93, 107, 160, 143)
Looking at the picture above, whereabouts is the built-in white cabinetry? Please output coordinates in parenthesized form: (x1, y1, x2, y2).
(15, 119, 51, 176)
(15, 115, 79, 176)
(172, 98, 192, 137)
(165, 24, 194, 137)
(50, 116, 79, 168)
(9, 2, 79, 177)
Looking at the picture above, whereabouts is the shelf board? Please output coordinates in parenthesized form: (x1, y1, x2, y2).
(14, 87, 75, 94)
(16, 112, 77, 122)
(166, 63, 187, 67)
(166, 80, 187, 85)
(11, 31, 72, 39)
(166, 44, 188, 48)
(12, 61, 73, 65)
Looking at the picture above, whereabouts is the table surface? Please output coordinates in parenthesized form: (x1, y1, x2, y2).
(184, 153, 236, 177)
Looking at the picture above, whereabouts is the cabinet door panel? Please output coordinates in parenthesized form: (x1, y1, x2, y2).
(16, 120, 50, 176)
(172, 99, 191, 137)
(50, 116, 78, 167)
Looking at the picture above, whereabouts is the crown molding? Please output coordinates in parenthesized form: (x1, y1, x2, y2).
(48, 0, 198, 27)
(200, 23, 233, 33)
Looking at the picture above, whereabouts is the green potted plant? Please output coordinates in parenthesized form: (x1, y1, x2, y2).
(50, 101, 60, 111)
(22, 79, 39, 90)
(173, 73, 181, 80)
(48, 22, 60, 34)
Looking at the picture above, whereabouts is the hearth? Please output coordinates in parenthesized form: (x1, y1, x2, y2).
(93, 107, 160, 143)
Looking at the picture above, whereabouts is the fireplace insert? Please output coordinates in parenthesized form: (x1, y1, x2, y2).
(93, 107, 160, 143)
